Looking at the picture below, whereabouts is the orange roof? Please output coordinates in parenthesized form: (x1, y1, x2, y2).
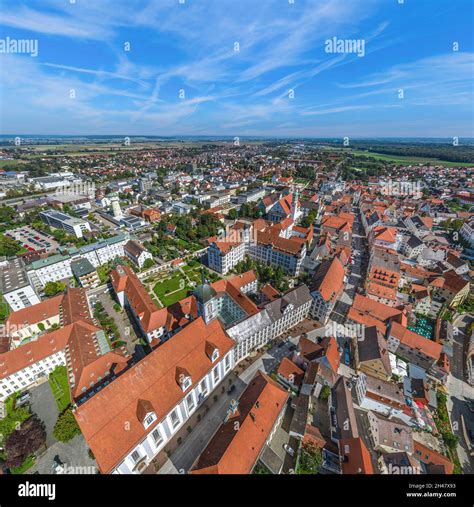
(339, 437, 374, 474)
(0, 325, 70, 378)
(390, 322, 442, 360)
(75, 317, 235, 474)
(420, 217, 433, 230)
(277, 357, 304, 386)
(372, 226, 398, 244)
(324, 335, 341, 373)
(261, 283, 280, 302)
(312, 256, 345, 302)
(111, 265, 166, 333)
(413, 441, 453, 474)
(6, 294, 63, 328)
(191, 371, 289, 474)
(348, 294, 402, 334)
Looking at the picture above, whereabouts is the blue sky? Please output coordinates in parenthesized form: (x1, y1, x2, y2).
(0, 0, 473, 137)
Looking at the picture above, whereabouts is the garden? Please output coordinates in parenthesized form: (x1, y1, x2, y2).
(150, 262, 221, 308)
(0, 394, 45, 474)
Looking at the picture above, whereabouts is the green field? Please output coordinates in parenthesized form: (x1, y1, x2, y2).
(0, 159, 28, 168)
(153, 271, 194, 307)
(48, 366, 71, 412)
(328, 147, 473, 167)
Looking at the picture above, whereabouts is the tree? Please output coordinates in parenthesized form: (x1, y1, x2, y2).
(296, 442, 323, 474)
(142, 258, 155, 269)
(44, 281, 66, 297)
(0, 234, 23, 257)
(53, 408, 81, 442)
(5, 415, 46, 468)
(227, 209, 238, 220)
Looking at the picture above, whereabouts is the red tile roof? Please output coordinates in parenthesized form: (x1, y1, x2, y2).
(339, 437, 374, 474)
(390, 322, 442, 360)
(75, 317, 235, 474)
(191, 371, 288, 474)
(277, 357, 304, 387)
(413, 441, 454, 474)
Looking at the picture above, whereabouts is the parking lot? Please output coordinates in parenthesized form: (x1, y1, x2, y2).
(6, 226, 58, 253)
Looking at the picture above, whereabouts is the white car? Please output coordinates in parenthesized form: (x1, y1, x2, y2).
(283, 444, 295, 457)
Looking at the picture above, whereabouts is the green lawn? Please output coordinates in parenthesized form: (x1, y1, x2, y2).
(10, 454, 36, 474)
(153, 273, 185, 298)
(160, 288, 192, 307)
(49, 366, 71, 412)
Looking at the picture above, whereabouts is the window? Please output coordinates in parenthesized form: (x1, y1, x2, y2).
(144, 414, 155, 428)
(224, 354, 231, 371)
(131, 450, 141, 464)
(170, 410, 180, 429)
(211, 348, 219, 362)
(151, 428, 163, 447)
(213, 367, 220, 383)
(186, 393, 195, 413)
(200, 379, 208, 396)
(182, 376, 192, 391)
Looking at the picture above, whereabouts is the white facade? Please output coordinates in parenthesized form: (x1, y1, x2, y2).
(27, 236, 129, 287)
(112, 350, 234, 474)
(0, 350, 65, 402)
(3, 284, 41, 312)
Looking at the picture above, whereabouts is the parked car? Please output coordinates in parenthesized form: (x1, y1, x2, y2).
(283, 444, 295, 457)
(17, 391, 30, 406)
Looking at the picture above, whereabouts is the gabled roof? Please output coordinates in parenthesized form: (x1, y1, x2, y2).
(389, 322, 442, 360)
(348, 294, 402, 334)
(191, 371, 289, 474)
(311, 256, 345, 302)
(75, 317, 235, 474)
(339, 437, 374, 475)
(358, 326, 392, 376)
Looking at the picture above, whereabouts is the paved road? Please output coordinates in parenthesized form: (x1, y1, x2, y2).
(29, 435, 97, 475)
(446, 374, 474, 473)
(29, 381, 59, 447)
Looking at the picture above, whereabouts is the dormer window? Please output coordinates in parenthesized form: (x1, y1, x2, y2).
(205, 341, 219, 363)
(136, 398, 156, 428)
(176, 367, 192, 392)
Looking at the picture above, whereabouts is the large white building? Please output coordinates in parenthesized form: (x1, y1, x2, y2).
(74, 316, 235, 474)
(208, 218, 311, 276)
(26, 233, 131, 289)
(0, 258, 41, 311)
(39, 210, 92, 238)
